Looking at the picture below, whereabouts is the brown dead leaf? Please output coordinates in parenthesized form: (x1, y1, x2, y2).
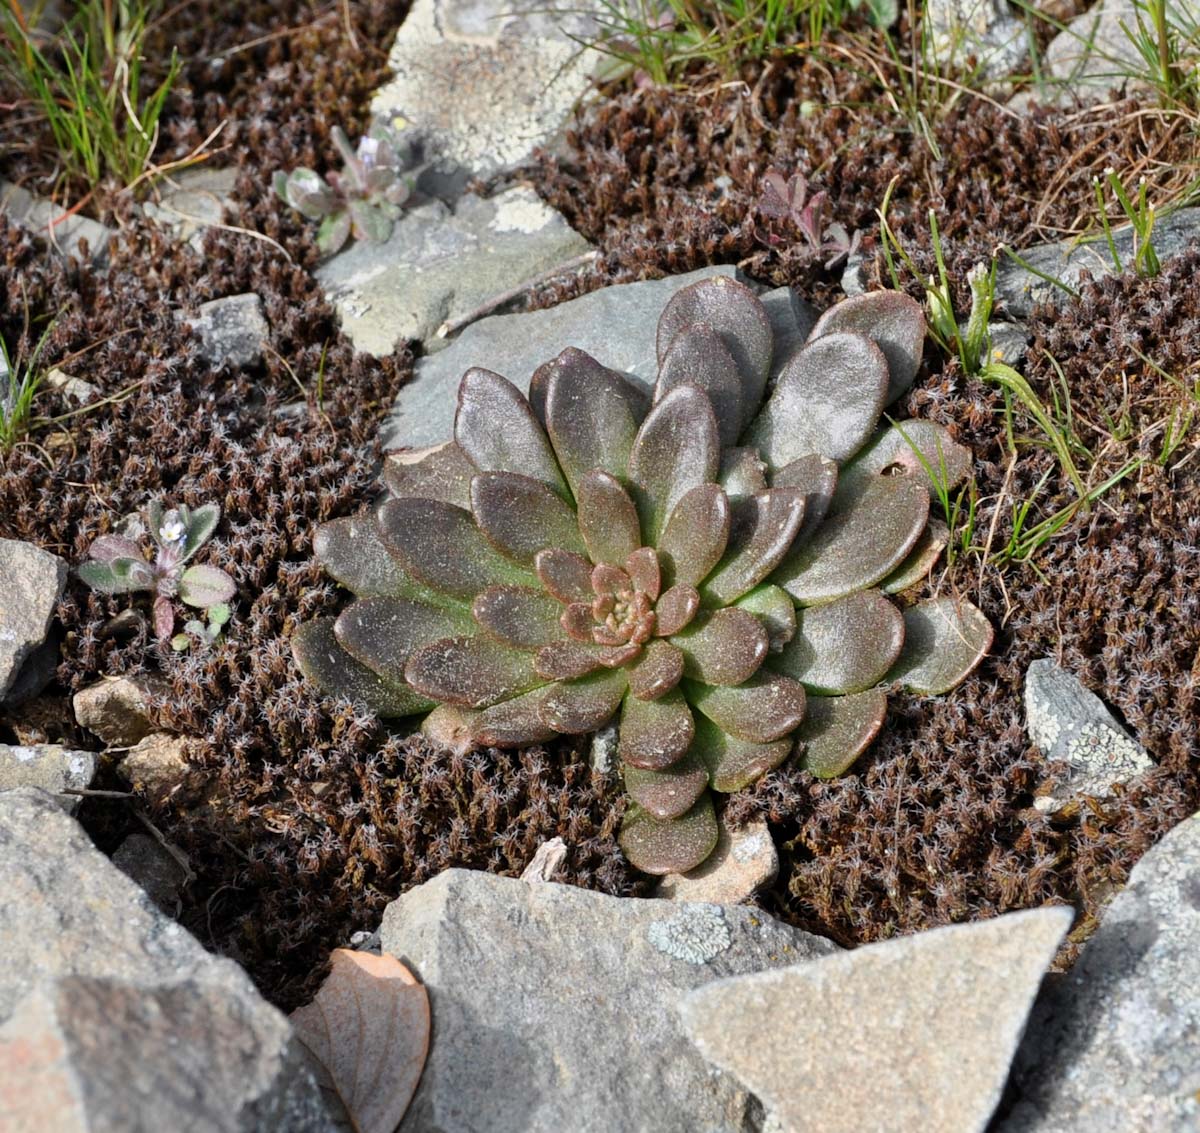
(290, 949, 430, 1133)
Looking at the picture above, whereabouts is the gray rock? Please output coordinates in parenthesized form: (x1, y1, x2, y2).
(0, 745, 95, 812)
(1025, 658, 1155, 813)
(143, 166, 237, 249)
(111, 833, 188, 914)
(380, 868, 837, 1132)
(588, 722, 619, 774)
(1041, 0, 1199, 102)
(680, 907, 1073, 1133)
(371, 0, 605, 181)
(988, 319, 1029, 366)
(0, 788, 333, 1131)
(3, 637, 59, 706)
(45, 366, 101, 405)
(381, 265, 750, 449)
(117, 732, 191, 802)
(926, 0, 1027, 79)
(997, 207, 1200, 317)
(1001, 813, 1200, 1132)
(0, 538, 67, 701)
(0, 179, 114, 264)
(317, 186, 590, 358)
(656, 820, 778, 905)
(73, 674, 163, 746)
(183, 293, 271, 369)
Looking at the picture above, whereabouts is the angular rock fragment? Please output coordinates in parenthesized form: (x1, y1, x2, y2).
(655, 820, 778, 904)
(73, 674, 164, 746)
(0, 745, 95, 813)
(0, 538, 67, 702)
(183, 293, 270, 369)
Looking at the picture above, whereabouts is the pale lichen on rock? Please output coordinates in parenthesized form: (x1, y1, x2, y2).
(646, 904, 732, 965)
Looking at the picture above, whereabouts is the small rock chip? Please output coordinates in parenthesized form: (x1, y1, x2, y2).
(0, 745, 95, 813)
(656, 820, 778, 905)
(118, 733, 190, 801)
(73, 674, 163, 746)
(111, 833, 188, 914)
(1025, 658, 1155, 813)
(520, 836, 568, 882)
(0, 538, 67, 702)
(679, 907, 1073, 1133)
(1003, 810, 1200, 1131)
(183, 293, 270, 369)
(380, 868, 836, 1133)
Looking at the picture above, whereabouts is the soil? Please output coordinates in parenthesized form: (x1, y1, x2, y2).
(1, 2, 1198, 1007)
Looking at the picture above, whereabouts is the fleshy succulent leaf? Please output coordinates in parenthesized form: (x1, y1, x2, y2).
(745, 332, 889, 470)
(382, 442, 475, 510)
(734, 584, 796, 652)
(772, 589, 905, 694)
(625, 547, 661, 601)
(619, 794, 718, 876)
(886, 596, 993, 694)
(575, 470, 642, 567)
(404, 636, 544, 708)
(691, 714, 792, 792)
(622, 751, 709, 820)
(808, 290, 926, 405)
(535, 640, 608, 681)
(540, 348, 644, 492)
(178, 564, 236, 608)
(688, 672, 807, 743)
(534, 548, 594, 604)
(377, 497, 536, 599)
(470, 472, 587, 566)
(671, 608, 769, 686)
(832, 420, 972, 511)
(313, 514, 418, 599)
(655, 324, 745, 447)
(471, 687, 558, 748)
(657, 484, 730, 590)
(335, 596, 473, 684)
(772, 454, 838, 544)
(629, 384, 720, 546)
(796, 689, 888, 778)
(719, 448, 768, 499)
(656, 277, 772, 427)
(772, 475, 930, 606)
(618, 688, 695, 770)
(701, 488, 806, 605)
(881, 519, 949, 594)
(627, 640, 686, 700)
(471, 586, 567, 648)
(292, 618, 433, 717)
(653, 584, 700, 637)
(539, 668, 628, 733)
(455, 368, 569, 500)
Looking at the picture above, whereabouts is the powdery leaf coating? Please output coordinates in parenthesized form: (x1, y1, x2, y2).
(809, 289, 926, 404)
(314, 514, 411, 598)
(472, 687, 558, 748)
(471, 586, 565, 648)
(774, 476, 930, 606)
(382, 441, 475, 510)
(688, 672, 807, 744)
(887, 597, 994, 695)
(702, 489, 807, 605)
(881, 519, 949, 595)
(623, 749, 710, 819)
(772, 454, 838, 545)
(774, 590, 905, 695)
(619, 689, 696, 770)
(456, 369, 568, 499)
(691, 714, 793, 792)
(290, 949, 429, 1133)
(539, 668, 628, 734)
(746, 333, 890, 470)
(535, 548, 594, 604)
(796, 689, 889, 778)
(719, 448, 769, 499)
(672, 608, 769, 686)
(833, 420, 971, 512)
(335, 596, 473, 685)
(470, 472, 587, 566)
(405, 636, 544, 709)
(656, 277, 773, 427)
(627, 640, 686, 701)
(653, 585, 701, 638)
(657, 484, 730, 590)
(575, 471, 642, 567)
(655, 324, 746, 447)
(619, 794, 720, 876)
(735, 585, 797, 653)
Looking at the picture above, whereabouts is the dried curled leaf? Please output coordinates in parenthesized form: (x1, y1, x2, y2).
(290, 949, 430, 1133)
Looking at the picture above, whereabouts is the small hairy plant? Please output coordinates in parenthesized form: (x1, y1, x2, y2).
(274, 122, 415, 256)
(294, 279, 992, 875)
(77, 501, 235, 642)
(756, 169, 861, 270)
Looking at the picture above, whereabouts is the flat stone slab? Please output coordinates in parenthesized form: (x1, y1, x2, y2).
(1001, 812, 1200, 1132)
(380, 265, 751, 449)
(0, 179, 114, 263)
(0, 788, 332, 1131)
(317, 186, 590, 359)
(997, 207, 1200, 317)
(0, 538, 67, 702)
(656, 820, 779, 905)
(372, 0, 604, 180)
(380, 868, 837, 1132)
(0, 745, 95, 813)
(1025, 658, 1155, 813)
(182, 293, 271, 369)
(681, 907, 1073, 1133)
(143, 165, 237, 249)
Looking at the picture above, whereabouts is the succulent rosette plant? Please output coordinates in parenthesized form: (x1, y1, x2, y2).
(293, 278, 992, 875)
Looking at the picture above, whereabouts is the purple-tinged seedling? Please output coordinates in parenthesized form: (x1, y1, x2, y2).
(757, 169, 862, 270)
(78, 501, 236, 643)
(294, 278, 993, 877)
